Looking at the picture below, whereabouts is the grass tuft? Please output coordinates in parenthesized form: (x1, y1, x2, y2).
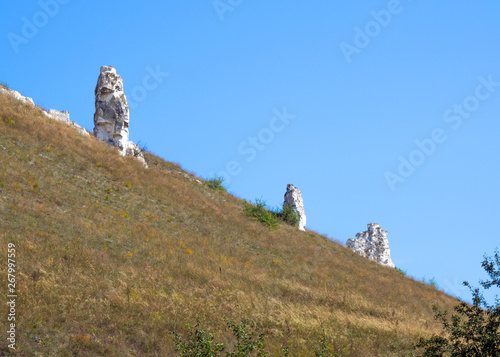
(395, 267, 407, 276)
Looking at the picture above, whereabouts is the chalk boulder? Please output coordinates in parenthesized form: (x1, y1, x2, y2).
(47, 109, 70, 122)
(346, 223, 395, 268)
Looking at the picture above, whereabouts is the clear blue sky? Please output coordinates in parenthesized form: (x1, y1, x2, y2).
(2, 1, 499, 302)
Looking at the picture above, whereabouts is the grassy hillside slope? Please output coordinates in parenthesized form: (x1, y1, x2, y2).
(0, 90, 458, 356)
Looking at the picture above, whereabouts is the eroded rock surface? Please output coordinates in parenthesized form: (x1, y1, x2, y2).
(43, 110, 89, 136)
(46, 109, 70, 122)
(93, 66, 130, 149)
(346, 223, 395, 267)
(283, 184, 306, 231)
(93, 66, 147, 167)
(0, 86, 89, 136)
(0, 86, 35, 106)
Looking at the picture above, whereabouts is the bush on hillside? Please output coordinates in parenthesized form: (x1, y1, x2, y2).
(279, 204, 300, 227)
(173, 320, 225, 356)
(173, 319, 267, 357)
(225, 319, 266, 357)
(174, 318, 343, 356)
(425, 277, 439, 290)
(415, 249, 500, 356)
(0, 82, 8, 89)
(244, 200, 301, 229)
(207, 176, 226, 192)
(243, 199, 279, 229)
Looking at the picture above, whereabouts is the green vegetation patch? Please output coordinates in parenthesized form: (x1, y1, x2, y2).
(243, 199, 280, 229)
(279, 204, 300, 227)
(207, 175, 226, 192)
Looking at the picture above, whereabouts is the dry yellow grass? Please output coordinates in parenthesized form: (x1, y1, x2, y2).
(0, 90, 459, 356)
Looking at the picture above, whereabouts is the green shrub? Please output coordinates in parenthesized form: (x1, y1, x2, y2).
(420, 277, 439, 289)
(173, 319, 225, 357)
(243, 199, 279, 229)
(244, 200, 300, 229)
(427, 277, 439, 289)
(279, 204, 300, 227)
(0, 82, 8, 89)
(207, 176, 226, 191)
(225, 319, 267, 357)
(173, 319, 267, 357)
(415, 250, 500, 356)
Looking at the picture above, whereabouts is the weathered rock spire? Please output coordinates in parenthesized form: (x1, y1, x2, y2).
(93, 66, 129, 150)
(283, 184, 306, 231)
(346, 223, 395, 267)
(93, 66, 147, 167)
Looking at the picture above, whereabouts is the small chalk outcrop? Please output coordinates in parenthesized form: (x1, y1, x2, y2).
(346, 223, 395, 268)
(46, 109, 70, 122)
(0, 86, 35, 106)
(42, 110, 89, 136)
(283, 184, 306, 231)
(93, 66, 147, 167)
(0, 86, 89, 136)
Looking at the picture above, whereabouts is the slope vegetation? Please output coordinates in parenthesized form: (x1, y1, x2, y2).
(0, 91, 458, 356)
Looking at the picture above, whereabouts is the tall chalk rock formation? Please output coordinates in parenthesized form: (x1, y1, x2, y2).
(283, 184, 306, 231)
(93, 66, 147, 167)
(346, 223, 395, 268)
